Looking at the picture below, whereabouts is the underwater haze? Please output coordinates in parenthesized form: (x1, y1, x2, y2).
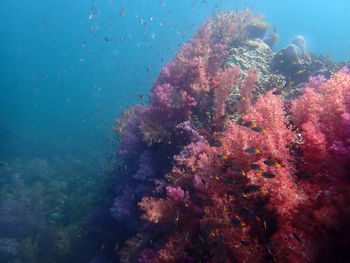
(0, 0, 350, 262)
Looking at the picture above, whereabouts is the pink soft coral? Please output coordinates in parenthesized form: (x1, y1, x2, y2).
(113, 9, 350, 263)
(138, 88, 306, 262)
(214, 65, 241, 120)
(291, 67, 350, 174)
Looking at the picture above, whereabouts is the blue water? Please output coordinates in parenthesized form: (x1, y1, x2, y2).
(1, 0, 349, 158)
(0, 0, 349, 262)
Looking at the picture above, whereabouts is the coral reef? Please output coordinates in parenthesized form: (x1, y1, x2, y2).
(271, 36, 311, 78)
(104, 9, 350, 263)
(0, 155, 106, 263)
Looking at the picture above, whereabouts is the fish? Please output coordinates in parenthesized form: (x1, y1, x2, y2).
(114, 243, 119, 252)
(250, 164, 263, 170)
(267, 243, 276, 262)
(119, 7, 126, 16)
(231, 218, 241, 226)
(251, 126, 267, 133)
(292, 232, 306, 247)
(235, 167, 243, 173)
(257, 172, 275, 178)
(234, 167, 245, 176)
(240, 221, 247, 227)
(267, 242, 274, 252)
(174, 210, 179, 225)
(217, 154, 228, 159)
(272, 90, 284, 95)
(223, 163, 233, 168)
(201, 224, 212, 235)
(244, 147, 260, 154)
(263, 159, 275, 166)
(182, 195, 189, 207)
(224, 178, 234, 185)
(212, 142, 223, 147)
(237, 117, 244, 125)
(241, 206, 255, 217)
(240, 240, 250, 247)
(292, 232, 301, 242)
(198, 234, 205, 242)
(218, 232, 224, 239)
(246, 184, 260, 192)
(41, 18, 48, 25)
(219, 114, 228, 120)
(264, 159, 281, 166)
(259, 172, 276, 178)
(296, 69, 306, 74)
(263, 160, 281, 167)
(177, 145, 188, 150)
(184, 232, 189, 244)
(243, 121, 253, 127)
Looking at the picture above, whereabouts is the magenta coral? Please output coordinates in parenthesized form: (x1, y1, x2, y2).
(214, 65, 241, 120)
(136, 89, 305, 262)
(291, 67, 350, 174)
(111, 10, 350, 263)
(238, 68, 258, 114)
(133, 69, 350, 262)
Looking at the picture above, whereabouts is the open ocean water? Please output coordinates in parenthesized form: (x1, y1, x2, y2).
(1, 0, 350, 262)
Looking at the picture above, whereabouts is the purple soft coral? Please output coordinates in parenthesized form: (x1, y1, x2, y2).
(110, 186, 135, 222)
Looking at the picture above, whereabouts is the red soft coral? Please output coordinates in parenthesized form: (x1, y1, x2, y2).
(143, 88, 305, 262)
(291, 68, 350, 175)
(139, 197, 174, 224)
(222, 91, 294, 170)
(214, 65, 241, 120)
(113, 10, 350, 263)
(239, 68, 258, 114)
